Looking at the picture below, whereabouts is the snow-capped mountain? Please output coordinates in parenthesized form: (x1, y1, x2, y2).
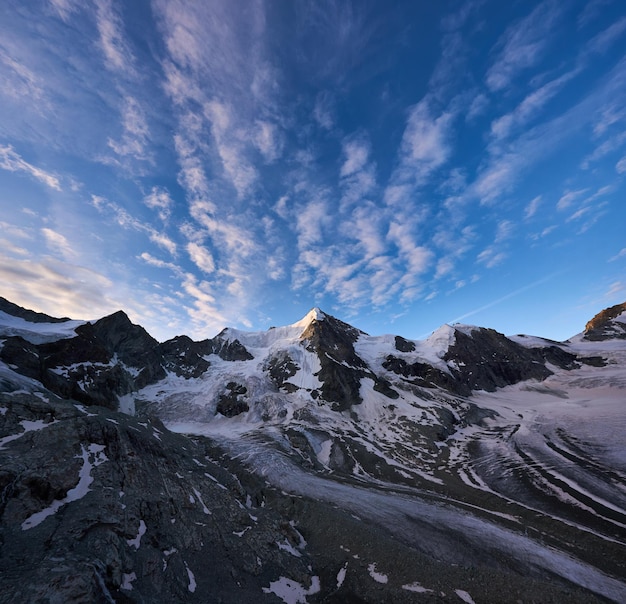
(1, 296, 625, 603)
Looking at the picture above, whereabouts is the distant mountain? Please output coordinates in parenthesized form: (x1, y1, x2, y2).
(1, 296, 625, 603)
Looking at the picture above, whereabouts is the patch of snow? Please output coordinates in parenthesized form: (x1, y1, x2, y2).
(22, 443, 108, 530)
(120, 572, 136, 591)
(204, 472, 228, 490)
(455, 589, 476, 603)
(402, 582, 433, 593)
(277, 540, 302, 557)
(0, 310, 86, 344)
(262, 575, 320, 604)
(0, 407, 7, 415)
(367, 563, 388, 584)
(185, 562, 196, 593)
(127, 519, 146, 549)
(316, 439, 333, 466)
(118, 394, 135, 415)
(336, 563, 347, 588)
(192, 487, 211, 514)
(74, 404, 96, 416)
(0, 418, 57, 450)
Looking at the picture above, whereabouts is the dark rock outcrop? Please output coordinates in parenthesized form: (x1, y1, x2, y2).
(0, 393, 317, 604)
(584, 302, 626, 341)
(209, 331, 254, 361)
(216, 382, 249, 417)
(158, 335, 211, 378)
(394, 335, 415, 353)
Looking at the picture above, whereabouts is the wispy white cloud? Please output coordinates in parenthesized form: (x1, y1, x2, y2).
(472, 56, 626, 205)
(396, 98, 455, 184)
(593, 104, 626, 137)
(149, 232, 177, 256)
(254, 120, 283, 162)
(477, 246, 506, 268)
(313, 91, 335, 130)
(581, 130, 626, 169)
(204, 99, 258, 198)
(0, 145, 61, 190)
(48, 0, 80, 22)
(586, 16, 626, 55)
(557, 188, 589, 211)
(173, 134, 214, 202)
(339, 133, 377, 211)
(295, 198, 330, 249)
(180, 272, 229, 336)
(0, 252, 117, 320)
(577, 0, 612, 28)
(340, 134, 370, 178)
(616, 156, 626, 173)
(387, 220, 433, 286)
(495, 219, 514, 243)
(0, 220, 32, 240)
(531, 224, 557, 240)
(435, 257, 454, 279)
(467, 92, 489, 121)
(189, 199, 257, 257)
(524, 195, 542, 219)
(603, 280, 624, 299)
(0, 233, 29, 257)
(144, 186, 174, 221)
(95, 0, 135, 74)
(609, 248, 626, 262)
(486, 1, 562, 91)
(107, 96, 151, 162)
(473, 152, 519, 204)
(139, 252, 181, 273)
(0, 49, 46, 104)
(41, 227, 75, 259)
(92, 195, 177, 256)
(186, 241, 215, 274)
(349, 203, 386, 260)
(490, 70, 578, 141)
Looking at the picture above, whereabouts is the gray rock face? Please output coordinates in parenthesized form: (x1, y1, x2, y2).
(210, 332, 254, 361)
(0, 393, 319, 604)
(0, 311, 164, 410)
(300, 314, 399, 410)
(584, 302, 626, 340)
(216, 382, 249, 417)
(444, 327, 563, 394)
(157, 335, 211, 378)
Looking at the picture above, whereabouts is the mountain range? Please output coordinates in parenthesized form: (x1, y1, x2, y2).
(0, 296, 625, 603)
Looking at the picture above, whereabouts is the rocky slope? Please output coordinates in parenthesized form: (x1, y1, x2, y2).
(1, 298, 625, 602)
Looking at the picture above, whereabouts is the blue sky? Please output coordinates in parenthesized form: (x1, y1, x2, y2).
(0, 0, 625, 342)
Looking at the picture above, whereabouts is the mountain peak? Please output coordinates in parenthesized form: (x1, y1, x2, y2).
(292, 307, 326, 331)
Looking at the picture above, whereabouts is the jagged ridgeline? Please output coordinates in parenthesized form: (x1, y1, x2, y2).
(1, 296, 625, 603)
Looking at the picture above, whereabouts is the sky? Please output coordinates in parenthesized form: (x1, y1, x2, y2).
(0, 0, 625, 343)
